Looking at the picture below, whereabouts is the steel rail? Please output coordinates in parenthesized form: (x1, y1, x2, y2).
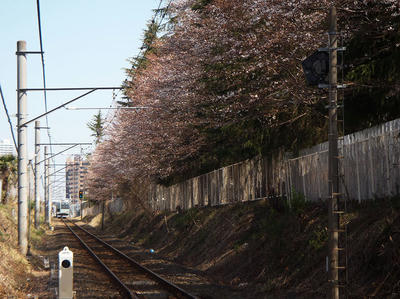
(62, 219, 138, 299)
(68, 220, 198, 299)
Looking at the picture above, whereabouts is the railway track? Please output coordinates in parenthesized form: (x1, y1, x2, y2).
(62, 219, 199, 299)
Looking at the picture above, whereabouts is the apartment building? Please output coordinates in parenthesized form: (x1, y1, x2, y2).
(65, 155, 89, 204)
(0, 139, 15, 156)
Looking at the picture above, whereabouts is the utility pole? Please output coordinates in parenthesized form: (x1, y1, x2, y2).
(34, 121, 40, 228)
(17, 40, 28, 255)
(48, 170, 52, 226)
(27, 159, 32, 256)
(328, 6, 340, 299)
(44, 146, 49, 224)
(14, 42, 123, 234)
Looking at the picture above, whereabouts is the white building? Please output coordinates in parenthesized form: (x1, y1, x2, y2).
(0, 139, 15, 156)
(65, 155, 89, 203)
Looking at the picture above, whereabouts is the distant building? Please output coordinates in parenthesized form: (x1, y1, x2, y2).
(0, 139, 15, 156)
(65, 155, 89, 205)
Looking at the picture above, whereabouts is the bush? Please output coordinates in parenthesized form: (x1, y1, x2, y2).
(287, 189, 307, 214)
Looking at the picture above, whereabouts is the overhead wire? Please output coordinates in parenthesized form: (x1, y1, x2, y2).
(103, 0, 171, 132)
(36, 0, 54, 162)
(36, 0, 60, 200)
(95, 0, 168, 140)
(36, 0, 50, 142)
(0, 84, 18, 151)
(157, 0, 173, 27)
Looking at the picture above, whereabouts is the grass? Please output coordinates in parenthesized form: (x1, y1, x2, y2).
(0, 201, 33, 298)
(170, 207, 202, 230)
(30, 226, 45, 247)
(285, 189, 307, 214)
(308, 225, 328, 251)
(94, 195, 400, 297)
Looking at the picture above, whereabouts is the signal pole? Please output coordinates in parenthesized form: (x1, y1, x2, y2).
(328, 6, 340, 299)
(17, 41, 28, 255)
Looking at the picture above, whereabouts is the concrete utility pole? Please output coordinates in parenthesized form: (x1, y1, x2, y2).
(48, 171, 52, 226)
(27, 159, 32, 256)
(34, 121, 40, 228)
(328, 6, 340, 299)
(44, 146, 49, 224)
(17, 40, 28, 255)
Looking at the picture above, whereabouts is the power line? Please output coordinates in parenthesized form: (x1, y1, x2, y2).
(0, 84, 18, 151)
(36, 0, 48, 129)
(104, 0, 172, 131)
(156, 0, 163, 11)
(103, 1, 166, 131)
(127, 0, 167, 77)
(36, 0, 54, 165)
(156, 0, 172, 29)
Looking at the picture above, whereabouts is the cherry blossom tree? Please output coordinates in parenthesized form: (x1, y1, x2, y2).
(87, 0, 400, 205)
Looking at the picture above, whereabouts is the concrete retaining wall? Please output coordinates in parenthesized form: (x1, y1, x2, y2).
(82, 198, 124, 218)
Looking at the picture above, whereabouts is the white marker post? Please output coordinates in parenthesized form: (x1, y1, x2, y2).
(58, 246, 73, 299)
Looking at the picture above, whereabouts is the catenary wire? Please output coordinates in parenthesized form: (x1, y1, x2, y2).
(37, 0, 62, 202)
(0, 84, 18, 151)
(103, 0, 171, 132)
(93, 0, 167, 139)
(36, 0, 55, 164)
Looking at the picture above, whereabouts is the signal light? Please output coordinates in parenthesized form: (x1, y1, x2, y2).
(302, 51, 329, 86)
(79, 190, 83, 199)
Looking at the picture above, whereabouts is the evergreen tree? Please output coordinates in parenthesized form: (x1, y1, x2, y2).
(87, 110, 105, 145)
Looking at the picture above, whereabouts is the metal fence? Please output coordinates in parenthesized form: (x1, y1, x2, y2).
(150, 118, 400, 211)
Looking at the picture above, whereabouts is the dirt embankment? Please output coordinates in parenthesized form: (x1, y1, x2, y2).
(95, 197, 400, 298)
(0, 203, 49, 298)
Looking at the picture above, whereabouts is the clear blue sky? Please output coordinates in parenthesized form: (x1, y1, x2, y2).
(0, 0, 161, 199)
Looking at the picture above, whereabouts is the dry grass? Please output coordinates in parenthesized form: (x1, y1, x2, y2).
(0, 204, 29, 297)
(88, 213, 103, 227)
(94, 198, 400, 298)
(0, 203, 49, 297)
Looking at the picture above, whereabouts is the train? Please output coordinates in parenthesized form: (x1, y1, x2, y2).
(53, 201, 70, 218)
